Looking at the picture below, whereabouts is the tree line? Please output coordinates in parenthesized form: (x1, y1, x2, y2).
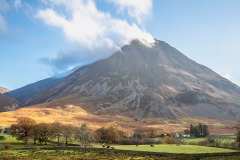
(10, 117, 129, 146)
(6, 117, 240, 149)
(10, 117, 95, 146)
(190, 123, 209, 138)
(9, 117, 211, 145)
(9, 117, 165, 146)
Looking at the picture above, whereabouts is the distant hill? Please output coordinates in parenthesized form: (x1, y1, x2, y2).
(5, 77, 62, 104)
(0, 87, 10, 94)
(22, 39, 240, 120)
(5, 66, 81, 105)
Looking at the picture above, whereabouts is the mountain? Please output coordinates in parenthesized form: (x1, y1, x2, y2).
(0, 87, 10, 94)
(5, 77, 62, 104)
(24, 39, 240, 120)
(5, 66, 81, 105)
(0, 93, 21, 112)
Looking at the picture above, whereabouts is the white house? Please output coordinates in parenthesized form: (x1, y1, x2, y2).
(175, 133, 180, 138)
(182, 134, 191, 138)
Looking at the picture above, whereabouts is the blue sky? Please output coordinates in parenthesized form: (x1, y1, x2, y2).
(1, 0, 240, 89)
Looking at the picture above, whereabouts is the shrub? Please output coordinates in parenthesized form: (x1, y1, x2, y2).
(33, 146, 41, 152)
(140, 138, 156, 145)
(188, 142, 197, 145)
(213, 139, 221, 147)
(119, 138, 133, 145)
(197, 140, 208, 146)
(119, 137, 160, 145)
(162, 136, 175, 144)
(207, 137, 215, 144)
(160, 134, 165, 137)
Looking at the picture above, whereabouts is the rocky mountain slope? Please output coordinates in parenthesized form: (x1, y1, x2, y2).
(0, 93, 21, 112)
(23, 39, 240, 120)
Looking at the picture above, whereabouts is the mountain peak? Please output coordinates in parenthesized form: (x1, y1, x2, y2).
(126, 38, 162, 49)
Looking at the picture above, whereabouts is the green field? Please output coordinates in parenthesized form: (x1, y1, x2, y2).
(112, 144, 237, 154)
(0, 133, 21, 143)
(154, 137, 208, 144)
(182, 137, 207, 144)
(0, 133, 239, 160)
(0, 149, 239, 160)
(0, 133, 24, 150)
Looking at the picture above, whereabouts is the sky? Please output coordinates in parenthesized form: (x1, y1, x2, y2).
(0, 0, 240, 90)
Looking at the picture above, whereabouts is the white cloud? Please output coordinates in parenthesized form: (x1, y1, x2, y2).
(35, 0, 154, 73)
(109, 0, 153, 24)
(223, 73, 232, 80)
(36, 0, 153, 48)
(0, 14, 8, 33)
(14, 0, 22, 9)
(222, 73, 240, 86)
(0, 0, 9, 34)
(0, 0, 9, 12)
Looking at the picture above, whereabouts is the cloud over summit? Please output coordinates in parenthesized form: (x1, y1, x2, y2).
(36, 0, 154, 74)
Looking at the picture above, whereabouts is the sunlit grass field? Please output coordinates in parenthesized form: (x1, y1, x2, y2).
(0, 133, 20, 143)
(182, 137, 207, 144)
(0, 133, 239, 160)
(112, 144, 237, 154)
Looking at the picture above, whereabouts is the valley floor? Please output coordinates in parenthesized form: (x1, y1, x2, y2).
(0, 135, 239, 160)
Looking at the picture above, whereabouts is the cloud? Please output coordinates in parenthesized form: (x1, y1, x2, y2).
(0, 0, 9, 12)
(39, 50, 84, 72)
(108, 0, 153, 24)
(36, 0, 153, 48)
(0, 0, 9, 34)
(222, 73, 240, 86)
(36, 0, 154, 73)
(39, 45, 118, 75)
(14, 0, 22, 9)
(223, 73, 232, 80)
(0, 14, 8, 33)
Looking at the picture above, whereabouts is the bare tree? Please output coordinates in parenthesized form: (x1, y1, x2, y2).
(62, 124, 75, 146)
(75, 124, 95, 147)
(35, 123, 51, 145)
(147, 127, 157, 138)
(95, 126, 125, 144)
(50, 122, 63, 146)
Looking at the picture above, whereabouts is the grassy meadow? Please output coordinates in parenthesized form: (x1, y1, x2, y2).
(0, 147, 239, 160)
(0, 133, 239, 160)
(112, 144, 237, 154)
